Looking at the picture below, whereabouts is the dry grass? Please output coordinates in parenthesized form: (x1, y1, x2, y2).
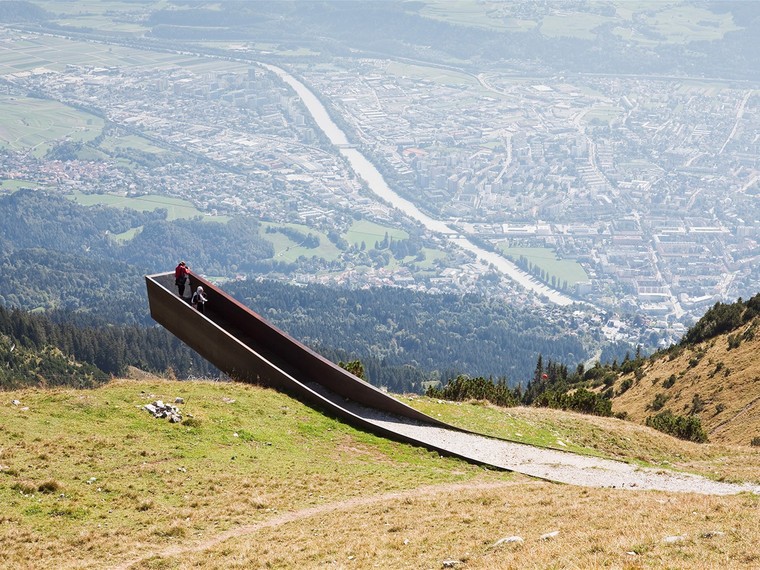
(1, 378, 759, 569)
(402, 396, 760, 484)
(131, 482, 760, 570)
(612, 324, 760, 446)
(0, 379, 511, 569)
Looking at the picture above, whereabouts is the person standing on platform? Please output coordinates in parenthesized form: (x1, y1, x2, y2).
(174, 261, 190, 299)
(191, 285, 208, 314)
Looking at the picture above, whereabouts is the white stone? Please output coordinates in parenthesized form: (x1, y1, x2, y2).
(493, 536, 524, 546)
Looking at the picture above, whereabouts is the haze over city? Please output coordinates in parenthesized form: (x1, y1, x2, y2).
(1, 0, 758, 355)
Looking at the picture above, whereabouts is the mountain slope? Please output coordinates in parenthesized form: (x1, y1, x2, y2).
(611, 314, 760, 446)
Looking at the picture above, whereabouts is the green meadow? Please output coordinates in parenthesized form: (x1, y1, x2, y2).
(499, 245, 588, 286)
(0, 32, 248, 76)
(0, 179, 46, 192)
(261, 222, 342, 263)
(1, 379, 759, 569)
(345, 219, 408, 248)
(99, 134, 168, 155)
(385, 62, 480, 88)
(66, 191, 229, 222)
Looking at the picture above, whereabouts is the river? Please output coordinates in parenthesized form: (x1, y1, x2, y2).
(261, 63, 577, 307)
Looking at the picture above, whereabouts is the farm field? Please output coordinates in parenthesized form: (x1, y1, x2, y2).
(0, 95, 104, 157)
(262, 221, 342, 263)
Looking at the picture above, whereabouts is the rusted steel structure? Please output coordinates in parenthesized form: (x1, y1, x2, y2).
(145, 272, 457, 440)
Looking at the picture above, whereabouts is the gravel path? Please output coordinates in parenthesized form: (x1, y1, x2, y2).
(311, 384, 760, 496)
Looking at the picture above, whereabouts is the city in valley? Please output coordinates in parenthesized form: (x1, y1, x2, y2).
(0, 2, 758, 351)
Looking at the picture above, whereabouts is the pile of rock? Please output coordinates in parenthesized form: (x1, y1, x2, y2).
(143, 399, 182, 423)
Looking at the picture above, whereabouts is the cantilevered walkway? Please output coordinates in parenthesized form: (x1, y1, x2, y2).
(145, 272, 760, 495)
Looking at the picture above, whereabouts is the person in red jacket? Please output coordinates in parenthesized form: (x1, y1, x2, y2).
(174, 261, 189, 299)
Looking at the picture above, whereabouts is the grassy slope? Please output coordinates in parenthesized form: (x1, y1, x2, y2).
(0, 378, 758, 569)
(610, 323, 760, 446)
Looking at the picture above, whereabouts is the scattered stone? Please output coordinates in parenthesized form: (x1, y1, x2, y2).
(701, 531, 725, 539)
(626, 551, 638, 556)
(86, 477, 97, 485)
(222, 397, 236, 404)
(11, 399, 20, 406)
(143, 400, 182, 423)
(540, 531, 560, 540)
(663, 535, 686, 544)
(442, 560, 461, 568)
(556, 440, 567, 447)
(174, 397, 185, 404)
(492, 536, 524, 547)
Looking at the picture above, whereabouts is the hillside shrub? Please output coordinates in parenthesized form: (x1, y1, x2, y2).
(650, 393, 668, 411)
(690, 393, 705, 415)
(688, 350, 705, 368)
(667, 346, 684, 361)
(533, 388, 612, 417)
(646, 410, 708, 443)
(617, 378, 632, 395)
(426, 375, 519, 408)
(663, 374, 676, 388)
(751, 437, 760, 447)
(37, 480, 62, 494)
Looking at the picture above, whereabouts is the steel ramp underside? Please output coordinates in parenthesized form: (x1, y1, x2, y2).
(146, 272, 644, 487)
(145, 272, 478, 454)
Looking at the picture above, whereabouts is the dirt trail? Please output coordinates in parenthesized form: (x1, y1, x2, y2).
(114, 480, 521, 569)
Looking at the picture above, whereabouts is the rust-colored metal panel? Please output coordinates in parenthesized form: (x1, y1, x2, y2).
(146, 272, 451, 429)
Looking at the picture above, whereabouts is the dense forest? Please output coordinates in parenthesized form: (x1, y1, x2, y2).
(226, 279, 587, 390)
(0, 304, 215, 389)
(0, 190, 272, 322)
(0, 189, 625, 390)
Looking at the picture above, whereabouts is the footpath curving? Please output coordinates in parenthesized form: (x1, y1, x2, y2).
(146, 273, 760, 495)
